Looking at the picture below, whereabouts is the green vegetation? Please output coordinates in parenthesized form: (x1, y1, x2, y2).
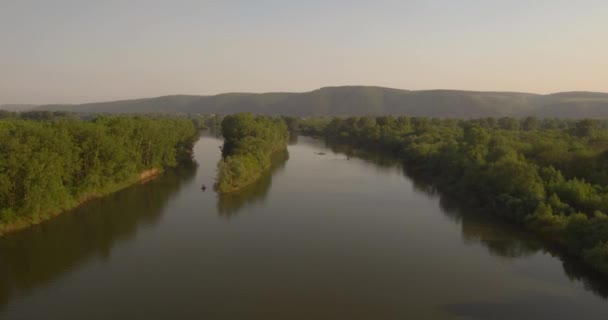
(303, 115, 608, 275)
(0, 116, 198, 234)
(217, 149, 288, 216)
(189, 114, 223, 131)
(33, 86, 608, 119)
(282, 116, 331, 136)
(216, 113, 288, 193)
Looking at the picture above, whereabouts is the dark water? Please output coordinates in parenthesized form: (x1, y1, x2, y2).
(1, 135, 608, 319)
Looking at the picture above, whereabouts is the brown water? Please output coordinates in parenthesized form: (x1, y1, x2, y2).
(1, 135, 607, 319)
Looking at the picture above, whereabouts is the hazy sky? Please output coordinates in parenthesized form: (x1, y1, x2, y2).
(1, 0, 607, 104)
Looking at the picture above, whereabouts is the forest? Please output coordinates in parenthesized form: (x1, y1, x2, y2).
(291, 115, 608, 276)
(215, 113, 288, 193)
(0, 115, 198, 234)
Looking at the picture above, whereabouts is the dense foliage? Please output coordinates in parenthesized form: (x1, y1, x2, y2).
(216, 113, 288, 193)
(189, 114, 223, 132)
(303, 115, 608, 275)
(0, 116, 198, 233)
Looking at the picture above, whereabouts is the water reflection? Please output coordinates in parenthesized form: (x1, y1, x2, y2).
(325, 138, 608, 300)
(403, 166, 541, 259)
(0, 163, 197, 309)
(216, 150, 289, 217)
(206, 127, 222, 138)
(288, 133, 299, 145)
(403, 166, 608, 299)
(324, 139, 402, 170)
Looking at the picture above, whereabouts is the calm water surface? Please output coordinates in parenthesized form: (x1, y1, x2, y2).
(1, 135, 608, 319)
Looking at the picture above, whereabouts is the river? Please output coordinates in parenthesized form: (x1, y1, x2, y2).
(1, 134, 607, 319)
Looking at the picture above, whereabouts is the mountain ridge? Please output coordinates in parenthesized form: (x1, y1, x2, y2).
(18, 86, 608, 118)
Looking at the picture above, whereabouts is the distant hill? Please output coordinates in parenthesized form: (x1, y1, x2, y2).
(0, 104, 39, 111)
(529, 92, 608, 118)
(35, 86, 608, 118)
(39, 95, 201, 114)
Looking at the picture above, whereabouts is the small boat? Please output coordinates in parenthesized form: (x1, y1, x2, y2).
(201, 184, 207, 191)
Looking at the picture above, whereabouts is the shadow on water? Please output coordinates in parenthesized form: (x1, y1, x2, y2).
(206, 127, 222, 138)
(403, 166, 608, 300)
(324, 138, 608, 301)
(324, 140, 402, 170)
(288, 133, 299, 145)
(403, 166, 543, 260)
(216, 150, 289, 218)
(0, 162, 197, 310)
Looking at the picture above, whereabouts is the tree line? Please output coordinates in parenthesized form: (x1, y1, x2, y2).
(0, 116, 198, 234)
(296, 115, 608, 276)
(216, 113, 288, 193)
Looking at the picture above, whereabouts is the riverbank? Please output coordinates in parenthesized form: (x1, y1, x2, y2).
(323, 134, 608, 277)
(3, 134, 608, 319)
(0, 168, 162, 236)
(0, 116, 199, 236)
(309, 115, 608, 277)
(216, 147, 288, 194)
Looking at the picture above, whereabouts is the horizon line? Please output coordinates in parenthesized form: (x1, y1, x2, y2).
(3, 85, 608, 106)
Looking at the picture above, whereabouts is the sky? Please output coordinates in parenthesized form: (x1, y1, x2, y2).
(1, 0, 607, 104)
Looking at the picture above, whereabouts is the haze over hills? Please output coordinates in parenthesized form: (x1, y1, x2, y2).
(0, 104, 39, 111)
(29, 86, 608, 118)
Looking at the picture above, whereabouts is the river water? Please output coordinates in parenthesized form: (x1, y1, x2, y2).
(1, 135, 608, 319)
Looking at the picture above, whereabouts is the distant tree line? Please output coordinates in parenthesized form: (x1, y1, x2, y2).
(216, 113, 288, 193)
(0, 116, 198, 233)
(297, 115, 608, 275)
(0, 110, 78, 121)
(189, 114, 223, 132)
